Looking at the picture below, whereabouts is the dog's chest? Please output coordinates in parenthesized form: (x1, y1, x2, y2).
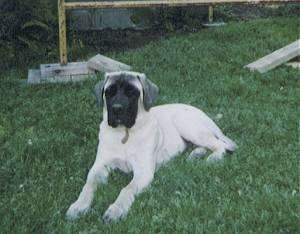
(107, 145, 143, 173)
(100, 120, 162, 174)
(100, 126, 149, 172)
(110, 158, 132, 173)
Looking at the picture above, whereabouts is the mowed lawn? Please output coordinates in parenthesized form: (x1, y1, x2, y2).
(0, 17, 299, 233)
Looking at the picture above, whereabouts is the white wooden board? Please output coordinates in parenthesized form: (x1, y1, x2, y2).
(245, 39, 300, 73)
(40, 61, 94, 77)
(87, 54, 131, 73)
(286, 62, 300, 69)
(28, 69, 96, 84)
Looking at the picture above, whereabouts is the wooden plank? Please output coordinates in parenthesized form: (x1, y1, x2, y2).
(40, 74, 96, 83)
(87, 54, 131, 72)
(202, 22, 226, 27)
(28, 69, 96, 84)
(208, 5, 214, 22)
(64, 0, 299, 10)
(286, 62, 300, 69)
(40, 62, 95, 77)
(58, 0, 67, 65)
(245, 39, 300, 73)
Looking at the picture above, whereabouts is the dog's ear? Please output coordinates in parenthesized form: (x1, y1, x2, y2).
(137, 74, 159, 111)
(93, 74, 108, 108)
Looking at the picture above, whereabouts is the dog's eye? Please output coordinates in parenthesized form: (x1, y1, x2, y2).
(105, 85, 117, 97)
(124, 86, 138, 96)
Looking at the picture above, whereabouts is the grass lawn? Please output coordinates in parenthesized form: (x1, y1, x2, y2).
(0, 17, 299, 233)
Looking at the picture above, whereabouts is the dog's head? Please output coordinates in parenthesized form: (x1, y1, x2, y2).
(94, 71, 159, 128)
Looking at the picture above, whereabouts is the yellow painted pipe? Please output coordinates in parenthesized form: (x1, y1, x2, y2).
(58, 0, 67, 65)
(64, 0, 298, 10)
(58, 0, 298, 65)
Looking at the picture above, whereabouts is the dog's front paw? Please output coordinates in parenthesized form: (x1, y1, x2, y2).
(103, 203, 126, 223)
(66, 200, 90, 220)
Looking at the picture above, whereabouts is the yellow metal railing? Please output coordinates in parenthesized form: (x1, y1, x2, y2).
(58, 0, 298, 65)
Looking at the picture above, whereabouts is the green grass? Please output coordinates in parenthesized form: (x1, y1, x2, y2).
(1, 17, 299, 233)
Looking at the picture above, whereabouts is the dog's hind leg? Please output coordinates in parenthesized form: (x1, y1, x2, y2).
(206, 145, 227, 163)
(187, 147, 207, 160)
(173, 111, 236, 162)
(192, 137, 228, 163)
(191, 136, 227, 163)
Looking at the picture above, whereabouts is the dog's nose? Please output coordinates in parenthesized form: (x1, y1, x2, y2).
(112, 103, 124, 113)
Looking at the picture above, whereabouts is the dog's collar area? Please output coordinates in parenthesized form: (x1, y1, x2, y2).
(121, 128, 129, 144)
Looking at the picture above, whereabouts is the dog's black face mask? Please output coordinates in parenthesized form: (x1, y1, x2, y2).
(105, 79, 140, 128)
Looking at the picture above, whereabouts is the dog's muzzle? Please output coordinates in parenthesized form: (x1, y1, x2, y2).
(112, 103, 124, 115)
(112, 103, 124, 124)
(107, 101, 135, 128)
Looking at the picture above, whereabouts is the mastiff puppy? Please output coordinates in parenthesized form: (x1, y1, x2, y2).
(66, 71, 237, 222)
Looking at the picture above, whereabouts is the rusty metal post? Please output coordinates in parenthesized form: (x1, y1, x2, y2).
(208, 5, 214, 23)
(58, 0, 67, 65)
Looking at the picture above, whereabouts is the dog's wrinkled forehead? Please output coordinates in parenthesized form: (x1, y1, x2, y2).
(94, 71, 158, 111)
(104, 72, 142, 91)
